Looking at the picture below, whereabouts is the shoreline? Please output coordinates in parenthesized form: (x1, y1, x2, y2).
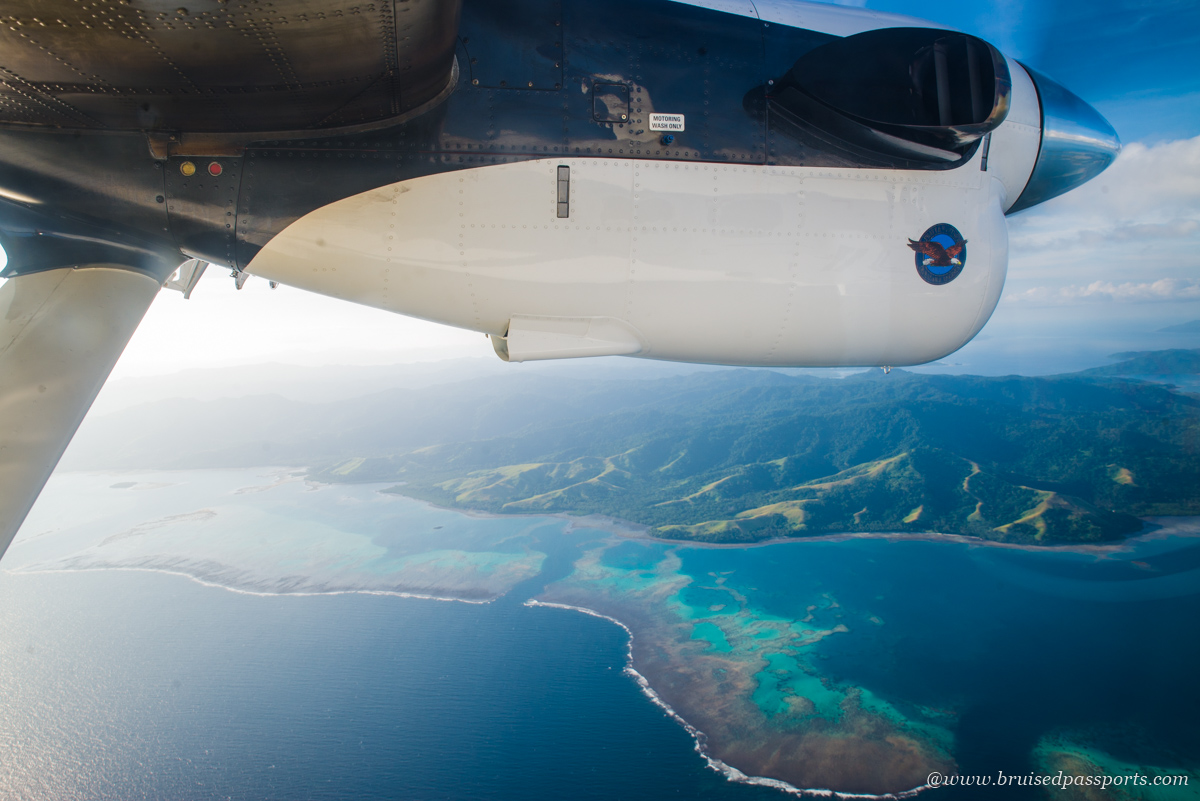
(374, 480, 1200, 557)
(378, 485, 656, 539)
(622, 519, 1200, 556)
(397, 489, 1200, 557)
(525, 599, 934, 801)
(3, 565, 496, 605)
(62, 468, 1200, 558)
(12, 546, 934, 799)
(27, 469, 1200, 798)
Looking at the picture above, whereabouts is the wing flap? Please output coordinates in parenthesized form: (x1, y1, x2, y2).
(0, 266, 161, 559)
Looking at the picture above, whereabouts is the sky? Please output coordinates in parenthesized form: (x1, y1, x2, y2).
(5, 0, 1199, 379)
(862, 0, 1200, 143)
(864, 0, 1200, 374)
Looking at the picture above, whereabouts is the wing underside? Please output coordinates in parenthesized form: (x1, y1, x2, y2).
(0, 0, 462, 134)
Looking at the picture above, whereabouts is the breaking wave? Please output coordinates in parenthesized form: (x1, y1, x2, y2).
(8, 565, 494, 605)
(523, 599, 933, 800)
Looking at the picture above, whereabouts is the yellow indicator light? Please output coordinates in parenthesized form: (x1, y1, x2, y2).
(180, 161, 196, 177)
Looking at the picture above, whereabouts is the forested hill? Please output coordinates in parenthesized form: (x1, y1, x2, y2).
(1077, 348, 1200, 381)
(311, 354, 1200, 546)
(64, 350, 1200, 546)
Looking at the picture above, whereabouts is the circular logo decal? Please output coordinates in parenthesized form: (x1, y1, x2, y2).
(908, 223, 968, 285)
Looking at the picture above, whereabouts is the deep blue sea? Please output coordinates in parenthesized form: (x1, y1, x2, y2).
(679, 539, 1200, 798)
(2, 471, 1198, 800)
(0, 567, 791, 800)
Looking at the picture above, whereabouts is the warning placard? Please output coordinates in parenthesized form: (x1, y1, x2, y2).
(648, 113, 685, 132)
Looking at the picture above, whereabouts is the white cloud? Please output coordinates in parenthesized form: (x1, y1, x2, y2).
(1010, 135, 1200, 252)
(1005, 278, 1200, 305)
(1004, 134, 1200, 310)
(1090, 218, 1200, 242)
(1023, 218, 1200, 249)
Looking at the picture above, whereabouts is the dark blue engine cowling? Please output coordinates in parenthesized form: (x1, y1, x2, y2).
(1009, 66, 1121, 213)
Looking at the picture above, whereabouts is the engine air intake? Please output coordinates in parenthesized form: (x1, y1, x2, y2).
(770, 28, 1011, 164)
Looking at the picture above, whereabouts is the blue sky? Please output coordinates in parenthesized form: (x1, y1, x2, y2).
(827, 0, 1200, 374)
(862, 0, 1200, 144)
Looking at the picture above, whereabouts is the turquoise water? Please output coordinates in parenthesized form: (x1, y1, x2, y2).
(690, 620, 733, 652)
(750, 651, 844, 722)
(679, 585, 738, 617)
(675, 537, 1200, 795)
(0, 470, 783, 801)
(3, 470, 1199, 799)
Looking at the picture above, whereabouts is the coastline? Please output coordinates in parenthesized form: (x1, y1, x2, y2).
(79, 469, 1199, 558)
(394, 487, 1200, 557)
(379, 484, 656, 540)
(525, 598, 935, 801)
(26, 469, 1200, 798)
(376, 478, 1200, 557)
(4, 565, 496, 605)
(622, 520, 1200, 556)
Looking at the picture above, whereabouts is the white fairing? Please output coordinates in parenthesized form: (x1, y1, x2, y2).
(499, 315, 645, 362)
(247, 146, 1010, 367)
(987, 59, 1043, 211)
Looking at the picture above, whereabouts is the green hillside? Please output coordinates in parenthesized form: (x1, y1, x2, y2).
(1081, 348, 1200, 377)
(314, 364, 1200, 545)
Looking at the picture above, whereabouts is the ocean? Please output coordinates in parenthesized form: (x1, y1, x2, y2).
(1, 469, 1197, 800)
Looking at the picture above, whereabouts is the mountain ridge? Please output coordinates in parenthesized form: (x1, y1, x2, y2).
(64, 351, 1200, 546)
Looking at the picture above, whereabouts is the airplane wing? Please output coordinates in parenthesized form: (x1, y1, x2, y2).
(0, 0, 1120, 561)
(0, 0, 464, 558)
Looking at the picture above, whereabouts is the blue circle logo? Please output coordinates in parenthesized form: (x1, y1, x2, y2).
(908, 223, 967, 285)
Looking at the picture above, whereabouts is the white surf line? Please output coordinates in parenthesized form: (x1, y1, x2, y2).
(524, 600, 933, 800)
(5, 566, 495, 605)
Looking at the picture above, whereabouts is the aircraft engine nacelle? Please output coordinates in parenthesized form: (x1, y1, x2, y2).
(241, 12, 1118, 369)
(0, 0, 1126, 556)
(249, 148, 1014, 368)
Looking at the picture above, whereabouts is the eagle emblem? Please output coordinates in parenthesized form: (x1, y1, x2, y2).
(908, 223, 967, 285)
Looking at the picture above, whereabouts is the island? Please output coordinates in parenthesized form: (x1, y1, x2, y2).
(314, 350, 1200, 547)
(41, 349, 1200, 798)
(534, 536, 957, 796)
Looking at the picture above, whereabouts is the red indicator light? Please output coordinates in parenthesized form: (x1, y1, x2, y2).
(208, 161, 222, 176)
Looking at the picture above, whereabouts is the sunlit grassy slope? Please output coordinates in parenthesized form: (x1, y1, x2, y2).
(313, 352, 1200, 545)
